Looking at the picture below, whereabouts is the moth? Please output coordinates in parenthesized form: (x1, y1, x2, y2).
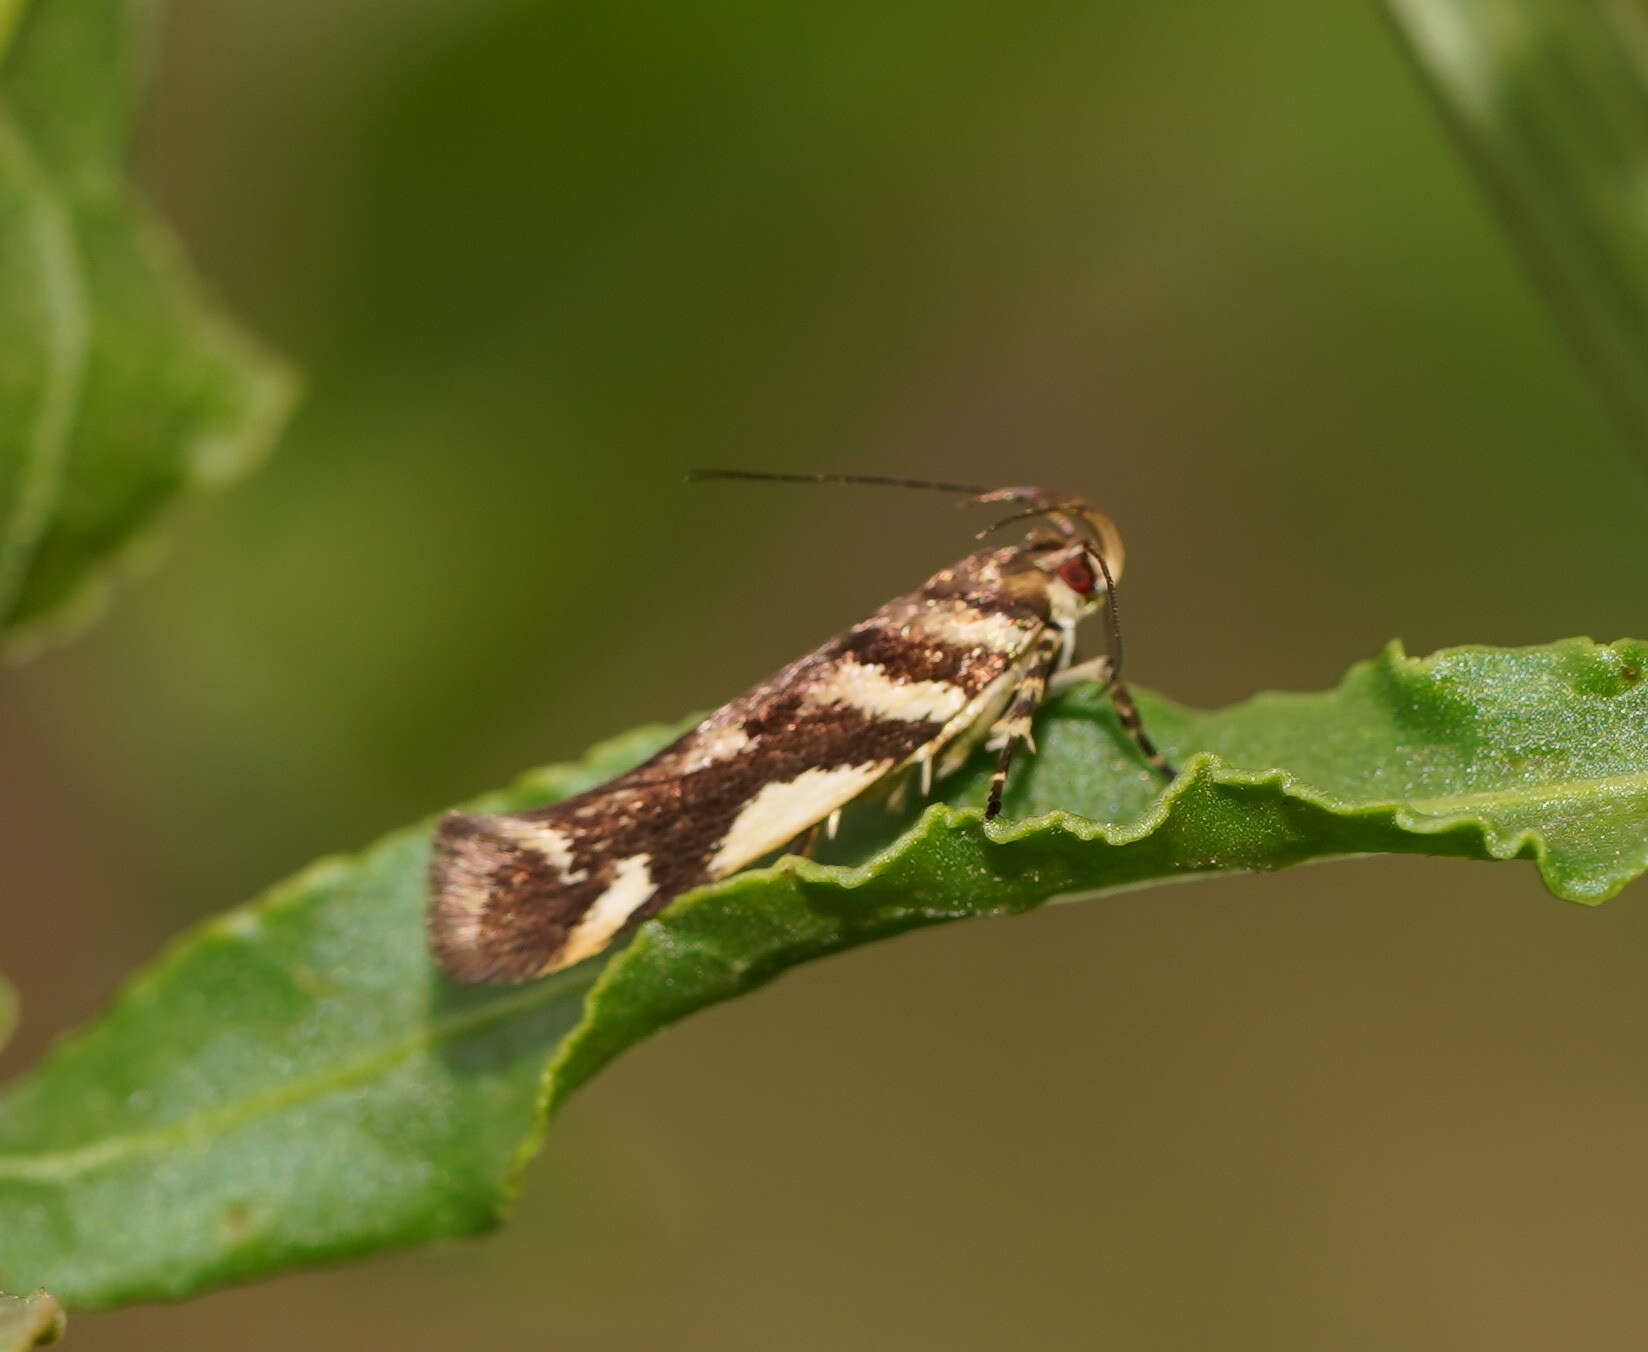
(429, 472, 1174, 984)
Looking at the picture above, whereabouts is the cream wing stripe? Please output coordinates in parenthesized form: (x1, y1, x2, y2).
(491, 820, 589, 882)
(553, 853, 658, 969)
(807, 658, 970, 722)
(708, 764, 890, 874)
(913, 606, 1030, 651)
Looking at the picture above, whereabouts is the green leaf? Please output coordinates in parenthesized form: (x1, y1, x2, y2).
(0, 0, 295, 656)
(1381, 0, 1648, 453)
(0, 4, 24, 66)
(0, 1289, 64, 1350)
(1, 639, 1645, 1308)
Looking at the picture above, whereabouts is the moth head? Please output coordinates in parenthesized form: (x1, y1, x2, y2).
(1030, 532, 1114, 624)
(972, 489, 1123, 587)
(1062, 508, 1125, 590)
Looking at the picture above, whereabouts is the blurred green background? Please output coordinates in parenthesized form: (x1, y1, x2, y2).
(5, 0, 1648, 1346)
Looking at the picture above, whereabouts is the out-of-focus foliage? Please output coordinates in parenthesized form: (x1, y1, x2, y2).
(0, 1289, 63, 1350)
(2, 1, 1645, 1347)
(1, 639, 1644, 1309)
(0, 0, 293, 656)
(1383, 0, 1648, 454)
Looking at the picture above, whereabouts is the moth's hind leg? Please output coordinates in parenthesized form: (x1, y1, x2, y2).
(783, 809, 842, 859)
(984, 631, 1064, 820)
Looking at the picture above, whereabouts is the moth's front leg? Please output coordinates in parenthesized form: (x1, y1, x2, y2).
(983, 630, 1065, 820)
(1048, 655, 1176, 779)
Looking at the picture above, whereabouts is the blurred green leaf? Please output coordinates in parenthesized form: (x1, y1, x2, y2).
(0, 980, 14, 1055)
(0, 0, 295, 656)
(1382, 0, 1648, 452)
(1, 639, 1645, 1308)
(0, 3, 24, 65)
(0, 1288, 63, 1349)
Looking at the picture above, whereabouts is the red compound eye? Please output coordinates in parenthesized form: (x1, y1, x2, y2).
(1057, 556, 1096, 594)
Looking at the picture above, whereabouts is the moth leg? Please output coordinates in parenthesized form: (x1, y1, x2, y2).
(784, 821, 824, 859)
(984, 631, 1064, 821)
(1106, 677, 1177, 779)
(885, 769, 912, 813)
(1048, 654, 1114, 696)
(1046, 654, 1176, 779)
(884, 746, 938, 816)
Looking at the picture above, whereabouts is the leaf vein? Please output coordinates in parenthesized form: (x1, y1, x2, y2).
(0, 969, 596, 1184)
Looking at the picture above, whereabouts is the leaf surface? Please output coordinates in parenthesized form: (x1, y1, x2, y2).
(1, 639, 1645, 1307)
(1381, 0, 1648, 454)
(0, 0, 294, 654)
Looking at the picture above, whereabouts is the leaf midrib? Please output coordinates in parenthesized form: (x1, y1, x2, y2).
(0, 969, 596, 1184)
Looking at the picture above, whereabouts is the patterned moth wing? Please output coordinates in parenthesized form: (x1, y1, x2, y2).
(429, 545, 1057, 982)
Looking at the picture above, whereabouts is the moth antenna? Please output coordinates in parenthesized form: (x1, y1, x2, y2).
(975, 505, 1065, 540)
(688, 468, 991, 495)
(1083, 545, 1172, 777)
(975, 504, 1092, 541)
(1089, 544, 1126, 678)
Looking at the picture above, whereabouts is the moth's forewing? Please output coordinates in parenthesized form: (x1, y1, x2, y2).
(428, 556, 1056, 983)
